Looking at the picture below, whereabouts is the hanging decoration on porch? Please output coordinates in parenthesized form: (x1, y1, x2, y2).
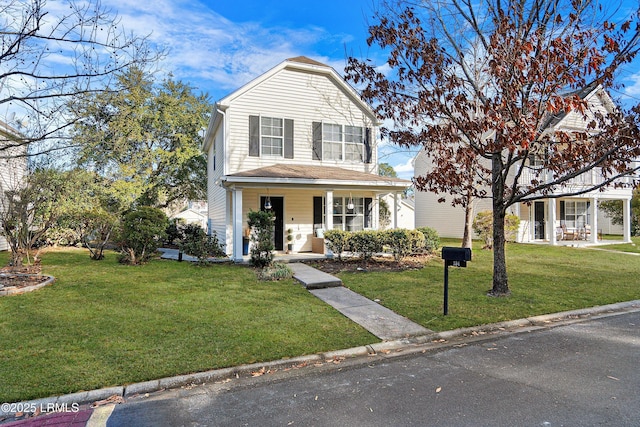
(347, 193, 354, 211)
(264, 190, 272, 210)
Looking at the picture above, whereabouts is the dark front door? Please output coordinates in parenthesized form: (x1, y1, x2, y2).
(261, 196, 284, 251)
(534, 201, 545, 240)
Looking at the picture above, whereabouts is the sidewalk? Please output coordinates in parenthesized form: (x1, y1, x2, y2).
(288, 262, 431, 340)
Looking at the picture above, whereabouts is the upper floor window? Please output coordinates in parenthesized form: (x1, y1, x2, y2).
(261, 117, 283, 156)
(321, 123, 364, 162)
(313, 121, 371, 163)
(249, 115, 294, 159)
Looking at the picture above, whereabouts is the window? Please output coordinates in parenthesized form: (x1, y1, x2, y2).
(561, 200, 589, 228)
(322, 123, 364, 162)
(313, 196, 372, 232)
(344, 125, 364, 161)
(261, 117, 283, 156)
(249, 116, 293, 158)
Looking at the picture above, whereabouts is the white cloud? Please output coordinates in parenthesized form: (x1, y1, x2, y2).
(623, 71, 640, 97)
(98, 0, 336, 98)
(394, 157, 414, 174)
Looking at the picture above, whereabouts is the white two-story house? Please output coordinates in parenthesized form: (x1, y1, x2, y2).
(203, 57, 410, 261)
(415, 84, 634, 245)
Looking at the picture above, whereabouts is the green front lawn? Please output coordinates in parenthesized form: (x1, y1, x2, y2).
(0, 249, 375, 403)
(342, 239, 640, 332)
(1, 240, 639, 403)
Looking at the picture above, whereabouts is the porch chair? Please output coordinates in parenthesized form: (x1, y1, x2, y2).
(561, 224, 576, 240)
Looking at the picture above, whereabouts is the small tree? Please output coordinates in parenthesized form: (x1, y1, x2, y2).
(0, 169, 68, 267)
(473, 211, 520, 250)
(247, 210, 274, 268)
(119, 206, 168, 265)
(177, 224, 226, 265)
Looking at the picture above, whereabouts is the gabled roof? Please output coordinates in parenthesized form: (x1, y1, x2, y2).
(542, 82, 617, 130)
(216, 56, 378, 122)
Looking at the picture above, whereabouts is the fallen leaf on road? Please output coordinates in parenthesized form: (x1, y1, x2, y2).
(91, 394, 125, 408)
(435, 387, 442, 393)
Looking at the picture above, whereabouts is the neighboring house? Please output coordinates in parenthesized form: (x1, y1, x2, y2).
(203, 57, 411, 261)
(381, 194, 415, 230)
(415, 84, 634, 245)
(0, 120, 28, 251)
(171, 208, 208, 231)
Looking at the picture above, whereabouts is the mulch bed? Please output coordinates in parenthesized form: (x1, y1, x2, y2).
(303, 254, 434, 274)
(0, 265, 51, 293)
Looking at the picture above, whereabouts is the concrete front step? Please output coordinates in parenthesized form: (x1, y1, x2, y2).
(288, 263, 342, 289)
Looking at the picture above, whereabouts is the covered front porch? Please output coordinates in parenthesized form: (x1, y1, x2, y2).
(517, 191, 632, 246)
(221, 165, 411, 262)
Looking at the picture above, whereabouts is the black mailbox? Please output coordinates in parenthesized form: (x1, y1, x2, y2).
(442, 247, 472, 267)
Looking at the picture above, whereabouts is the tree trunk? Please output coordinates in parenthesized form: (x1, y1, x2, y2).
(462, 190, 474, 249)
(490, 153, 510, 296)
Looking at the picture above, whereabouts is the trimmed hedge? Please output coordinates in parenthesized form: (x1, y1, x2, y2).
(323, 227, 441, 262)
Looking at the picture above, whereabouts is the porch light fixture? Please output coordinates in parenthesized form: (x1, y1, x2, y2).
(347, 193, 354, 211)
(264, 190, 272, 210)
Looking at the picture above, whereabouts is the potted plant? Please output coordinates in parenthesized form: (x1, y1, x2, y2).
(286, 228, 294, 254)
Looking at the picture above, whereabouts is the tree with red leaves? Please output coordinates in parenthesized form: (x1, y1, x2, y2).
(346, 0, 640, 296)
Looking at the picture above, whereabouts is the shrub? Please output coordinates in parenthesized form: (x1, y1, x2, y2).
(323, 229, 351, 261)
(473, 211, 520, 249)
(350, 230, 384, 261)
(247, 210, 275, 268)
(119, 206, 168, 265)
(178, 223, 226, 265)
(258, 262, 293, 281)
(383, 229, 413, 262)
(417, 227, 440, 253)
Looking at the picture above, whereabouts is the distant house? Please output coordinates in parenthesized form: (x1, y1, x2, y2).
(415, 84, 634, 244)
(203, 57, 411, 261)
(170, 207, 208, 231)
(0, 120, 28, 251)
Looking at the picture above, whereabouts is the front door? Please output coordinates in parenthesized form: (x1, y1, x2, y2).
(261, 196, 284, 251)
(534, 201, 545, 240)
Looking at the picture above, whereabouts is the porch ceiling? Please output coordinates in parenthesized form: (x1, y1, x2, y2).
(223, 164, 411, 191)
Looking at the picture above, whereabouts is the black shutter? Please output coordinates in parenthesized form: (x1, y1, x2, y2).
(312, 122, 322, 160)
(284, 119, 294, 159)
(364, 127, 372, 164)
(249, 115, 260, 157)
(313, 197, 323, 229)
(560, 201, 565, 222)
(364, 197, 373, 228)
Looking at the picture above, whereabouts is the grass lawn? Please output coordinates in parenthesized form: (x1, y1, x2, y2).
(341, 238, 640, 332)
(1, 241, 639, 403)
(0, 248, 375, 403)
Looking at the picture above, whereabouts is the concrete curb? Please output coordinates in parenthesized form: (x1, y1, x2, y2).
(2, 299, 639, 419)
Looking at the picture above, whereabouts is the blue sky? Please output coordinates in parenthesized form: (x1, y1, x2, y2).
(104, 0, 640, 180)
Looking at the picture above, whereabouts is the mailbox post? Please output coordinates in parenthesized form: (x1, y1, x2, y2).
(441, 247, 472, 315)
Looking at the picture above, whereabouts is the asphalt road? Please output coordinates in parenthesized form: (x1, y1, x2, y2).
(106, 310, 640, 427)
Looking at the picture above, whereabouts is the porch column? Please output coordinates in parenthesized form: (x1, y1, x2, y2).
(232, 188, 243, 262)
(548, 198, 557, 245)
(393, 192, 400, 229)
(623, 197, 632, 243)
(325, 190, 333, 230)
(590, 197, 598, 244)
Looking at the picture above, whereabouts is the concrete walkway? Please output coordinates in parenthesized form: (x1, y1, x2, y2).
(289, 263, 432, 341)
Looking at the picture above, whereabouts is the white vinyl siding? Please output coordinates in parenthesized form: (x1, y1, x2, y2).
(222, 67, 377, 175)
